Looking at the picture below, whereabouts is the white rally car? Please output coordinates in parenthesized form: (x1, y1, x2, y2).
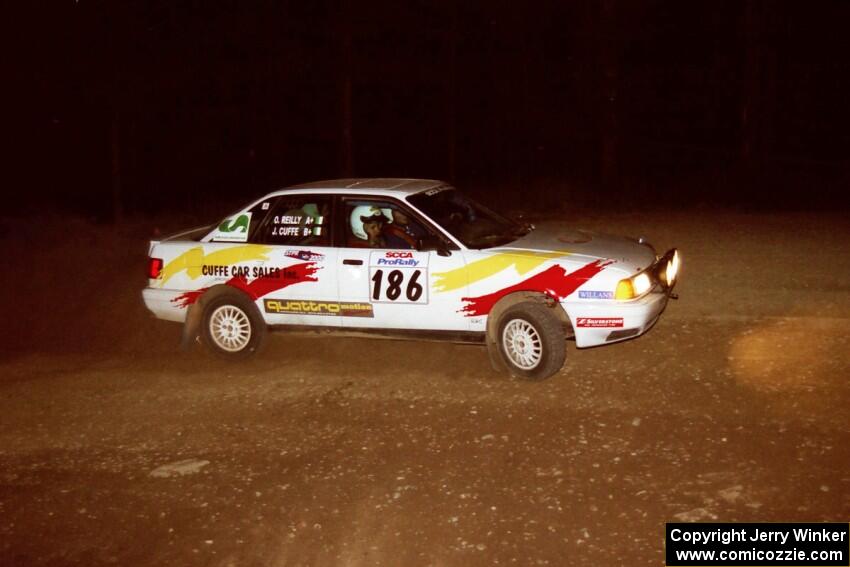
(143, 179, 680, 380)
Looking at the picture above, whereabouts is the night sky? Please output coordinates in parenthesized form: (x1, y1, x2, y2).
(12, 1, 850, 219)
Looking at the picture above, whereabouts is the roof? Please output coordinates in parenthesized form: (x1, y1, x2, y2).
(279, 178, 448, 197)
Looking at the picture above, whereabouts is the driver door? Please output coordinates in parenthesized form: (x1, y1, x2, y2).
(336, 196, 469, 331)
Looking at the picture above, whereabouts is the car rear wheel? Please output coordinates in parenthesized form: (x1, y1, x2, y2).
(497, 302, 566, 380)
(201, 293, 266, 359)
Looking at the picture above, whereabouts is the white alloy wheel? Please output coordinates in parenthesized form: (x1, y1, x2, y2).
(495, 302, 566, 380)
(209, 305, 252, 352)
(501, 318, 543, 370)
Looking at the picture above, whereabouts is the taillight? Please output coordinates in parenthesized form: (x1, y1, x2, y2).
(148, 257, 164, 279)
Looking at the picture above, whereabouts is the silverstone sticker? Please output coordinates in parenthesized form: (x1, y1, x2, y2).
(578, 290, 614, 299)
(369, 251, 429, 304)
(576, 317, 624, 328)
(211, 212, 252, 242)
(263, 299, 373, 317)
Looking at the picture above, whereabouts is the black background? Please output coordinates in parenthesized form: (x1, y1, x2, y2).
(10, 1, 850, 220)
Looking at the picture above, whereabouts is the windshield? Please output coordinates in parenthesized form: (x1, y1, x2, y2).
(407, 186, 530, 249)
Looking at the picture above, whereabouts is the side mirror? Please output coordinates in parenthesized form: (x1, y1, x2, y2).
(418, 235, 451, 257)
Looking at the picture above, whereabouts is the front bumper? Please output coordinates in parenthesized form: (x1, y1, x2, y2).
(567, 247, 679, 347)
(566, 288, 670, 348)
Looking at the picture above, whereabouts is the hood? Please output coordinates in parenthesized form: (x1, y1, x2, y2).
(493, 222, 657, 275)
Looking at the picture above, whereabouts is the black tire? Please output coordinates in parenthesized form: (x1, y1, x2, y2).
(496, 302, 566, 380)
(200, 292, 267, 359)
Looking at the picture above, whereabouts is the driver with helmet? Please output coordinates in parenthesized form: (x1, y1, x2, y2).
(349, 205, 388, 248)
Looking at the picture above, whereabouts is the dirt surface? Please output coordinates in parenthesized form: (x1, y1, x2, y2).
(1, 211, 848, 566)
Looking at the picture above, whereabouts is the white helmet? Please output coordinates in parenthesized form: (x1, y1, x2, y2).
(350, 205, 389, 240)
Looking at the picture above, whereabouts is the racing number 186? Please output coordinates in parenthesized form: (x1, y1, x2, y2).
(371, 269, 423, 302)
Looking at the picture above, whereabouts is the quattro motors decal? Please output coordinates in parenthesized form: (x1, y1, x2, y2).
(458, 259, 613, 317)
(264, 299, 373, 317)
(171, 261, 320, 308)
(576, 317, 624, 328)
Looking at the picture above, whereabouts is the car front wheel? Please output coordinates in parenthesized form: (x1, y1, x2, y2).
(201, 293, 267, 359)
(497, 302, 566, 380)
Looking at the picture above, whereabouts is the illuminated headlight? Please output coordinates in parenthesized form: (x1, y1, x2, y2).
(615, 271, 652, 300)
(665, 249, 680, 285)
(632, 272, 651, 295)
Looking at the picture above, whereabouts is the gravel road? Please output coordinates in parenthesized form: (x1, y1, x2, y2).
(1, 212, 848, 566)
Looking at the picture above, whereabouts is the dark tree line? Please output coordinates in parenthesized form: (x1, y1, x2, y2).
(12, 0, 850, 219)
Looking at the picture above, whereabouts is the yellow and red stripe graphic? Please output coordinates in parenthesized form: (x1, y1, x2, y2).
(459, 259, 612, 316)
(171, 261, 320, 308)
(433, 250, 573, 293)
(157, 245, 272, 286)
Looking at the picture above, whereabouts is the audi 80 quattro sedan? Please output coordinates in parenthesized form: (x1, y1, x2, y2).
(143, 178, 680, 380)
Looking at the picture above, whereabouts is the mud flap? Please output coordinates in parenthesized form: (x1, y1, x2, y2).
(486, 335, 506, 373)
(180, 303, 202, 351)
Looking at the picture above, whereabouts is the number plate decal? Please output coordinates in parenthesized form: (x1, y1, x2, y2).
(369, 251, 429, 304)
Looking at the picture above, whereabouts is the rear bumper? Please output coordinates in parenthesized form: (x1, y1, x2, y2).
(566, 289, 670, 348)
(142, 288, 187, 323)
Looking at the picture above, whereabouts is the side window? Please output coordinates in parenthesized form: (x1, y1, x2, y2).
(256, 196, 331, 246)
(209, 199, 275, 243)
(344, 199, 427, 250)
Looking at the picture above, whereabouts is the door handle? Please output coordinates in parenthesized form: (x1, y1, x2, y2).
(343, 259, 363, 266)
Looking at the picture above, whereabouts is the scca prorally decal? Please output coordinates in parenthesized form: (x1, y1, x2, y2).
(264, 299, 373, 317)
(158, 245, 272, 286)
(376, 251, 419, 267)
(578, 290, 614, 299)
(171, 261, 320, 308)
(459, 259, 612, 317)
(284, 249, 325, 262)
(433, 250, 572, 293)
(576, 317, 624, 328)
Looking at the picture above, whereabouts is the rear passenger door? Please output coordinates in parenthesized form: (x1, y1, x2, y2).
(248, 194, 342, 327)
